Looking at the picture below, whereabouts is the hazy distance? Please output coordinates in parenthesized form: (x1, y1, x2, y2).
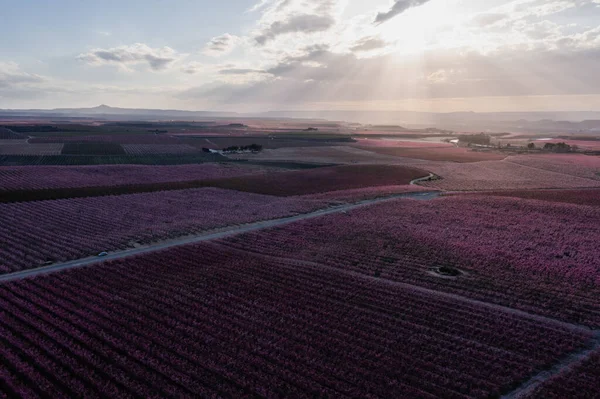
(2, 0, 600, 115)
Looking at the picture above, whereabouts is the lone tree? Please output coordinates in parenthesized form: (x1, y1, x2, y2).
(527, 143, 536, 150)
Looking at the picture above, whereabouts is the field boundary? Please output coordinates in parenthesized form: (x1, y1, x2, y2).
(0, 177, 241, 203)
(0, 163, 419, 203)
(0, 191, 440, 283)
(213, 243, 600, 397)
(504, 159, 600, 184)
(443, 186, 600, 194)
(501, 331, 600, 398)
(210, 243, 592, 335)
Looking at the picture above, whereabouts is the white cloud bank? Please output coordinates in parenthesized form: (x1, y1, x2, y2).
(5, 0, 600, 112)
(203, 34, 241, 57)
(77, 43, 184, 71)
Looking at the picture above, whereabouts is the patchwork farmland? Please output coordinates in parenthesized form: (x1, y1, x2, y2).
(1, 120, 600, 398)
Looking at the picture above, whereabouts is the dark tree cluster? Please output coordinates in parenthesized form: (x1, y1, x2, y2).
(459, 133, 491, 146)
(543, 142, 573, 153)
(223, 144, 263, 153)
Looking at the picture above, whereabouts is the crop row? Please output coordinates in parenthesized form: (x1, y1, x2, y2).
(0, 242, 591, 398)
(0, 144, 64, 156)
(0, 187, 325, 274)
(526, 346, 600, 398)
(451, 188, 600, 207)
(60, 142, 126, 156)
(353, 138, 455, 148)
(300, 184, 432, 203)
(121, 144, 198, 155)
(358, 146, 506, 163)
(207, 164, 428, 196)
(0, 163, 265, 191)
(29, 134, 182, 144)
(182, 136, 347, 150)
(419, 159, 600, 191)
(0, 128, 24, 140)
(506, 154, 600, 181)
(0, 153, 224, 166)
(221, 195, 600, 326)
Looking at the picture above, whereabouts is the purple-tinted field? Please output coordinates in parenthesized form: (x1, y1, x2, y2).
(300, 184, 433, 203)
(222, 195, 600, 326)
(121, 144, 198, 155)
(0, 143, 64, 155)
(419, 160, 600, 190)
(359, 146, 506, 162)
(453, 188, 600, 207)
(0, 188, 325, 274)
(209, 165, 428, 196)
(527, 347, 600, 398)
(0, 242, 591, 398)
(28, 135, 181, 144)
(506, 154, 600, 181)
(0, 163, 265, 191)
(353, 138, 454, 148)
(0, 128, 24, 140)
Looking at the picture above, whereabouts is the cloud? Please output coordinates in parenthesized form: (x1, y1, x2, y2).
(203, 34, 240, 57)
(262, 45, 341, 79)
(0, 62, 45, 88)
(181, 62, 204, 74)
(350, 37, 389, 52)
(471, 13, 508, 27)
(11, 0, 600, 112)
(77, 43, 182, 71)
(176, 39, 600, 109)
(219, 68, 267, 75)
(513, 1, 577, 17)
(426, 69, 452, 83)
(374, 0, 432, 25)
(247, 0, 271, 12)
(521, 20, 563, 40)
(255, 14, 335, 45)
(554, 25, 600, 49)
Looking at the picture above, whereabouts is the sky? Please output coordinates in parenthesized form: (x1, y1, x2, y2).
(1, 0, 600, 113)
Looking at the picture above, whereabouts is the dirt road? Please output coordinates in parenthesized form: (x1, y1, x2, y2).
(0, 190, 440, 283)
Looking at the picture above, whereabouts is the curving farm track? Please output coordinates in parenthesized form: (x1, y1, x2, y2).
(0, 191, 440, 283)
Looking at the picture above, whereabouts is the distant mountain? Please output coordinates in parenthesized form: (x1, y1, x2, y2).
(260, 110, 600, 124)
(259, 110, 600, 133)
(0, 105, 238, 120)
(2, 105, 600, 133)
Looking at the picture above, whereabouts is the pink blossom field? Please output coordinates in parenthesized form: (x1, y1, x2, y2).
(506, 154, 600, 180)
(299, 184, 433, 202)
(222, 195, 600, 326)
(352, 138, 454, 148)
(0, 163, 266, 191)
(419, 159, 600, 191)
(0, 187, 326, 274)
